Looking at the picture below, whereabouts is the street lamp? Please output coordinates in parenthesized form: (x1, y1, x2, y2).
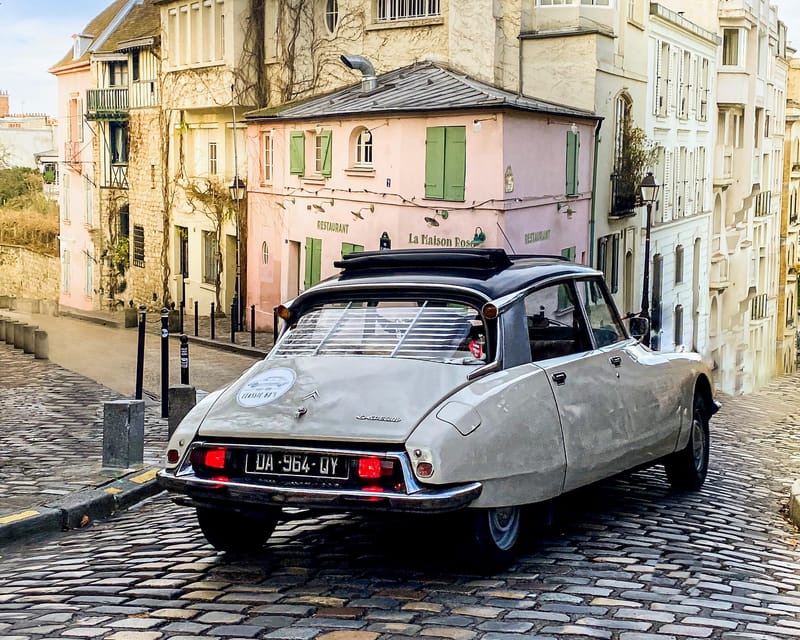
(639, 171, 660, 348)
(229, 176, 245, 332)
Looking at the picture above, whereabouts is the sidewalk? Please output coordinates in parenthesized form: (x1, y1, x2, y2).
(0, 304, 273, 546)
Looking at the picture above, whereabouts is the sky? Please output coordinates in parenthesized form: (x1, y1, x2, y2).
(1, 0, 800, 116)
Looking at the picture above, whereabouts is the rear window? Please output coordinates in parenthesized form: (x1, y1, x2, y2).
(271, 300, 488, 364)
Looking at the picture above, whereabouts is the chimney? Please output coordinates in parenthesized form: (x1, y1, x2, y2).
(340, 55, 378, 92)
(0, 91, 9, 118)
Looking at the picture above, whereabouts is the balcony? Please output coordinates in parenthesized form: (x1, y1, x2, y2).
(86, 88, 129, 121)
(710, 253, 730, 291)
(104, 163, 128, 190)
(714, 145, 734, 185)
(608, 174, 639, 219)
(754, 190, 772, 217)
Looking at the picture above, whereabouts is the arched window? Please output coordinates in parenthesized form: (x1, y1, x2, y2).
(611, 93, 634, 215)
(353, 127, 373, 167)
(324, 0, 339, 33)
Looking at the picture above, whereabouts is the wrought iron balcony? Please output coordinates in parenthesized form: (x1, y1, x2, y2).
(754, 190, 772, 217)
(751, 293, 768, 321)
(609, 174, 640, 219)
(86, 88, 129, 121)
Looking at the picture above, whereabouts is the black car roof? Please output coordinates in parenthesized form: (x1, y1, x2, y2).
(296, 249, 601, 303)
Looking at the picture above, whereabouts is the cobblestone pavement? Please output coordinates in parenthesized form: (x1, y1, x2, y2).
(1, 374, 800, 638)
(0, 343, 169, 514)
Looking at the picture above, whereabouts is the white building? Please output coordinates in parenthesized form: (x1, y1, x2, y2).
(645, 5, 718, 355)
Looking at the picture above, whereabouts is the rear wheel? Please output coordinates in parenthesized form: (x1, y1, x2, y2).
(462, 506, 522, 571)
(664, 394, 710, 491)
(196, 507, 279, 552)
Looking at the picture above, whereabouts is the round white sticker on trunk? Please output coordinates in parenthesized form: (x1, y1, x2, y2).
(237, 368, 296, 407)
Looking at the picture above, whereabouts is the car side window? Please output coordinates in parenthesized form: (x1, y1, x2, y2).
(523, 283, 592, 361)
(577, 278, 627, 348)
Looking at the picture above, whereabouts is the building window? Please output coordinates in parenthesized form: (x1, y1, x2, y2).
(354, 128, 373, 167)
(131, 51, 141, 82)
(611, 93, 634, 215)
(132, 224, 145, 267)
(261, 131, 273, 183)
(68, 96, 83, 143)
(698, 58, 709, 121)
(85, 252, 93, 297)
(203, 230, 218, 284)
(62, 250, 70, 293)
(262, 241, 270, 264)
(325, 0, 339, 32)
(62, 173, 70, 222)
(377, 0, 441, 22)
(674, 304, 684, 347)
(675, 245, 684, 283)
(424, 126, 466, 201)
(119, 205, 130, 239)
(722, 29, 740, 66)
(566, 128, 579, 196)
(651, 254, 663, 349)
(109, 61, 128, 87)
(208, 141, 218, 175)
(314, 130, 332, 177)
(110, 122, 128, 164)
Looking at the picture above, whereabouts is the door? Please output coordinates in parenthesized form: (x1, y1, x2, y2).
(523, 281, 629, 491)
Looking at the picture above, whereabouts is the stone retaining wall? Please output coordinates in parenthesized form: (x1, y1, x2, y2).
(0, 244, 59, 303)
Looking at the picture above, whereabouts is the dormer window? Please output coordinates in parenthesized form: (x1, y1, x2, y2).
(73, 34, 92, 59)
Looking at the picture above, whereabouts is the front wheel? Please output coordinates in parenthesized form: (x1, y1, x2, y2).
(461, 506, 522, 571)
(196, 507, 279, 552)
(664, 394, 710, 491)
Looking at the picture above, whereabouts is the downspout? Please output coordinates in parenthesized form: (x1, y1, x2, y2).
(589, 117, 603, 267)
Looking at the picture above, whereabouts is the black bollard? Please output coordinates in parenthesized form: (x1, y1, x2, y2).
(210, 302, 215, 340)
(250, 305, 256, 347)
(179, 300, 185, 335)
(180, 334, 189, 385)
(160, 307, 169, 418)
(232, 293, 239, 335)
(194, 300, 199, 336)
(230, 302, 236, 343)
(135, 305, 146, 400)
(273, 306, 279, 342)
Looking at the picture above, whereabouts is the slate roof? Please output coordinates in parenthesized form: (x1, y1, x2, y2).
(94, 0, 161, 53)
(247, 61, 599, 122)
(50, 0, 130, 71)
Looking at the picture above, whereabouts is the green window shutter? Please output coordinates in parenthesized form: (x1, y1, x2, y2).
(558, 247, 577, 309)
(443, 126, 466, 201)
(425, 127, 445, 199)
(290, 132, 305, 175)
(341, 242, 364, 258)
(566, 130, 579, 195)
(304, 237, 312, 290)
(311, 237, 322, 286)
(321, 130, 333, 177)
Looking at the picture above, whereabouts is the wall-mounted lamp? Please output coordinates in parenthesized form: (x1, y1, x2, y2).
(424, 210, 449, 227)
(275, 197, 295, 210)
(472, 226, 486, 246)
(570, 122, 578, 135)
(557, 202, 575, 219)
(351, 204, 375, 220)
(311, 203, 326, 213)
(315, 123, 323, 136)
(472, 115, 497, 132)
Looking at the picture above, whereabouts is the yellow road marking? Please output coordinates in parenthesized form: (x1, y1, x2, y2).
(129, 469, 158, 484)
(0, 510, 39, 524)
(104, 487, 123, 495)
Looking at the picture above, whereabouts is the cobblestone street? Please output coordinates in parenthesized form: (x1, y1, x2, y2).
(1, 367, 800, 638)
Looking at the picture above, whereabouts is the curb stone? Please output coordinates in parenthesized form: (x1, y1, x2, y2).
(0, 466, 162, 546)
(791, 479, 800, 529)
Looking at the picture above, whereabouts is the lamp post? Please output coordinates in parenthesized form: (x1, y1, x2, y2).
(229, 176, 245, 332)
(639, 171, 660, 348)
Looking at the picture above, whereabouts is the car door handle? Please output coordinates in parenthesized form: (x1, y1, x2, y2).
(609, 356, 622, 367)
(552, 372, 567, 385)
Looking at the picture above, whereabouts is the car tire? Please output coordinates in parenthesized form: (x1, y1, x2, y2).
(462, 506, 522, 571)
(196, 507, 279, 552)
(664, 394, 710, 491)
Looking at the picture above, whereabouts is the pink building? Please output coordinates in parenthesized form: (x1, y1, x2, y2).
(245, 62, 599, 329)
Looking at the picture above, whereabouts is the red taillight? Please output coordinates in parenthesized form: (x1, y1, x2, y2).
(191, 447, 228, 470)
(167, 449, 179, 464)
(358, 457, 382, 479)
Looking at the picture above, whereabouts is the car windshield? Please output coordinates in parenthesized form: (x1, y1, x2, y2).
(271, 299, 488, 364)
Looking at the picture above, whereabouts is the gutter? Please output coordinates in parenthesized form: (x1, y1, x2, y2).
(589, 118, 603, 266)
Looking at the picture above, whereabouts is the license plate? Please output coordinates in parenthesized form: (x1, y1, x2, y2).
(245, 451, 350, 480)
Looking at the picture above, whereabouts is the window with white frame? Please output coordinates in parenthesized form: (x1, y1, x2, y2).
(675, 245, 684, 284)
(261, 131, 273, 183)
(698, 57, 709, 121)
(354, 127, 373, 167)
(655, 41, 669, 117)
(62, 250, 71, 293)
(166, 0, 225, 67)
(208, 141, 218, 175)
(325, 0, 339, 32)
(722, 28, 742, 66)
(679, 50, 690, 119)
(376, 0, 441, 22)
(84, 252, 93, 296)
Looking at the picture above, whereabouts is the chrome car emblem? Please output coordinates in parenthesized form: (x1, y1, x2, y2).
(356, 415, 402, 423)
(303, 389, 319, 401)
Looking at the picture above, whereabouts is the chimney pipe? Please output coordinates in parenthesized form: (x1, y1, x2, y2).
(340, 54, 377, 92)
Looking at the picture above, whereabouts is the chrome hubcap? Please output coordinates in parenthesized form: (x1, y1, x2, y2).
(487, 507, 520, 551)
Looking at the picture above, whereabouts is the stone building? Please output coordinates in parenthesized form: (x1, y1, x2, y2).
(662, 0, 790, 394)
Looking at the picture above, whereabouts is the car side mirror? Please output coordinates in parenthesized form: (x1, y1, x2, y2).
(628, 316, 650, 342)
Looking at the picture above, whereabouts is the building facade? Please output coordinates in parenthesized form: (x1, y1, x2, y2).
(645, 5, 718, 355)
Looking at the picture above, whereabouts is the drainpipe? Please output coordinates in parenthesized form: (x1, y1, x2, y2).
(340, 55, 377, 92)
(589, 117, 603, 267)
